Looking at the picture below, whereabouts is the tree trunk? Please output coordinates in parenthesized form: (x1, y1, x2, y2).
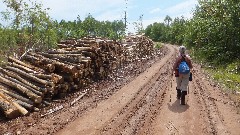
(0, 75, 42, 104)
(0, 67, 47, 94)
(16, 100, 33, 110)
(0, 92, 28, 116)
(5, 66, 54, 88)
(8, 62, 35, 73)
(0, 92, 21, 119)
(0, 88, 33, 105)
(3, 75, 43, 96)
(8, 56, 45, 73)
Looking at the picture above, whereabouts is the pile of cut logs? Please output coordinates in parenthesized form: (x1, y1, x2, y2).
(0, 35, 154, 119)
(122, 34, 154, 62)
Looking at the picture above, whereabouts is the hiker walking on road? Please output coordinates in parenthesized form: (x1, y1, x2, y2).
(172, 45, 193, 105)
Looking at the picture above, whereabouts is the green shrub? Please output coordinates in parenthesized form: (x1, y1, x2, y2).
(154, 42, 162, 49)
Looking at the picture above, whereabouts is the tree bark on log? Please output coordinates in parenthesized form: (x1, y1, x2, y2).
(5, 66, 54, 88)
(16, 100, 33, 110)
(25, 52, 78, 76)
(0, 92, 28, 115)
(52, 74, 64, 84)
(0, 75, 42, 104)
(8, 56, 34, 69)
(9, 62, 36, 73)
(0, 67, 47, 94)
(0, 88, 33, 105)
(47, 48, 94, 54)
(39, 52, 83, 64)
(8, 56, 45, 73)
(22, 55, 55, 73)
(0, 92, 21, 118)
(33, 73, 63, 84)
(3, 75, 43, 96)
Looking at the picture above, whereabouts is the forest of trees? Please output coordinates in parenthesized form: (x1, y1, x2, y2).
(0, 0, 125, 59)
(0, 0, 239, 68)
(145, 0, 240, 66)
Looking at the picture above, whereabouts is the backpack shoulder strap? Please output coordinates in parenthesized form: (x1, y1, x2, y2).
(181, 54, 186, 61)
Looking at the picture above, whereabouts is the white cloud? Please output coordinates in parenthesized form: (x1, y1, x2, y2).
(165, 0, 198, 15)
(149, 8, 161, 14)
(41, 0, 125, 21)
(138, 0, 198, 33)
(96, 10, 123, 21)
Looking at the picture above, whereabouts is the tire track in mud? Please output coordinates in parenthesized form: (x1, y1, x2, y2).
(145, 45, 239, 135)
(191, 70, 227, 134)
(97, 55, 174, 135)
(56, 45, 175, 135)
(191, 65, 240, 135)
(57, 45, 240, 135)
(0, 46, 168, 135)
(146, 46, 204, 135)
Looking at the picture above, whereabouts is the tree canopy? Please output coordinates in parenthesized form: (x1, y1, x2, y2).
(0, 0, 125, 58)
(144, 0, 240, 65)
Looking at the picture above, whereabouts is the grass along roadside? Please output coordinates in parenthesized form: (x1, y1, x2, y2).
(206, 65, 240, 94)
(190, 47, 240, 94)
(154, 42, 163, 49)
(190, 49, 240, 105)
(201, 61, 240, 108)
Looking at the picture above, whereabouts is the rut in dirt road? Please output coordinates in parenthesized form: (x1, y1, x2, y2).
(56, 45, 175, 135)
(57, 44, 240, 135)
(97, 51, 172, 135)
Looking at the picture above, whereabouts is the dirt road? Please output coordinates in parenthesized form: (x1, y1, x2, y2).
(1, 44, 240, 135)
(56, 45, 240, 135)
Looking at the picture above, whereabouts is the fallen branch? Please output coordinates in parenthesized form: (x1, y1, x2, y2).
(70, 92, 87, 106)
(40, 105, 63, 117)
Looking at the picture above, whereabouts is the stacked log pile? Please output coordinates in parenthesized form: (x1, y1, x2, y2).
(122, 34, 154, 62)
(0, 35, 154, 119)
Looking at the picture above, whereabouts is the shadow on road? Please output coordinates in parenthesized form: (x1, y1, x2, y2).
(167, 99, 189, 113)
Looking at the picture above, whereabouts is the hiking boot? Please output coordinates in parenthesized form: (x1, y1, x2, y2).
(181, 91, 187, 105)
(177, 89, 181, 99)
(181, 96, 185, 105)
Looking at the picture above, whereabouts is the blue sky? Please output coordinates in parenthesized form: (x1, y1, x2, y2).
(0, 0, 198, 33)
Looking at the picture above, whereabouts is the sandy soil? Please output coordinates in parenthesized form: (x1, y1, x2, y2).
(1, 44, 240, 135)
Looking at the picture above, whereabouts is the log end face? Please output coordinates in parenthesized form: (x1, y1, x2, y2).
(34, 96, 42, 104)
(5, 109, 21, 119)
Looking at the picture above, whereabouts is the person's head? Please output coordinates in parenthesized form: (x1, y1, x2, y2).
(179, 45, 186, 55)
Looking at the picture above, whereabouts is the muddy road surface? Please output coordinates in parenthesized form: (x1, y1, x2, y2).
(1, 44, 240, 135)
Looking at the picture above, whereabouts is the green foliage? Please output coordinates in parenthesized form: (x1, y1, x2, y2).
(0, 0, 57, 55)
(154, 42, 162, 49)
(133, 14, 144, 34)
(145, 15, 187, 44)
(164, 15, 172, 26)
(184, 0, 240, 65)
(145, 1, 240, 66)
(0, 0, 126, 60)
(207, 61, 240, 92)
(145, 3, 240, 93)
(49, 14, 125, 41)
(169, 16, 186, 45)
(145, 22, 167, 42)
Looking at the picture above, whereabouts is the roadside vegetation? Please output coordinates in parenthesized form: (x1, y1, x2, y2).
(144, 0, 240, 93)
(154, 42, 163, 49)
(0, 0, 125, 61)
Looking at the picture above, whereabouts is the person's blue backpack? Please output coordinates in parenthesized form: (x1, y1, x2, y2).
(178, 56, 190, 74)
